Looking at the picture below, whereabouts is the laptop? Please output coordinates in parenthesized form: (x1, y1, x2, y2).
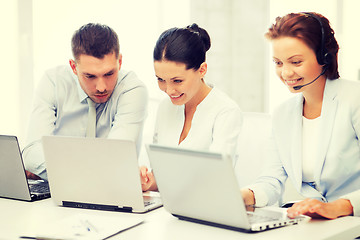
(0, 135, 50, 201)
(146, 144, 307, 232)
(42, 136, 162, 213)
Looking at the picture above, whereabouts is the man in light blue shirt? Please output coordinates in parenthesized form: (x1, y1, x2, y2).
(23, 23, 148, 180)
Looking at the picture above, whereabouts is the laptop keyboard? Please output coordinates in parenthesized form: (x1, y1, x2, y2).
(144, 200, 155, 207)
(247, 212, 279, 224)
(29, 183, 50, 193)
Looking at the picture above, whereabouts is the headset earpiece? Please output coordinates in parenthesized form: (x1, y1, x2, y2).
(303, 12, 332, 67)
(322, 52, 332, 66)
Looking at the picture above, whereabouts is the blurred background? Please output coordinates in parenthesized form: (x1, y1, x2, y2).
(1, 0, 359, 149)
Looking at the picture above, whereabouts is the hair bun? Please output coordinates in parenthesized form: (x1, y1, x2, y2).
(187, 23, 211, 52)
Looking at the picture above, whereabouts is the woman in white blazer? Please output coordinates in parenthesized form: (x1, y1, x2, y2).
(242, 12, 360, 219)
(140, 24, 242, 191)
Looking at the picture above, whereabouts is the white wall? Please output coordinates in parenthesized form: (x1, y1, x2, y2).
(267, 0, 360, 113)
(30, 0, 191, 151)
(0, 1, 21, 144)
(341, 0, 360, 81)
(3, 0, 360, 148)
(190, 0, 269, 112)
(32, 0, 191, 97)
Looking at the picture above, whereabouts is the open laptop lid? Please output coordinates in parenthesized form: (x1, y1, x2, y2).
(0, 135, 32, 201)
(42, 136, 154, 213)
(146, 144, 306, 231)
(146, 144, 252, 230)
(0, 135, 50, 201)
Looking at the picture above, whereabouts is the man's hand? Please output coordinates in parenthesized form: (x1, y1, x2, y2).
(25, 170, 41, 180)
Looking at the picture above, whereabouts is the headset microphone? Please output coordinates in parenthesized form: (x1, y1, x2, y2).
(292, 67, 326, 90)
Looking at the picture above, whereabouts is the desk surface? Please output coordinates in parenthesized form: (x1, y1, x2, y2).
(1, 197, 360, 240)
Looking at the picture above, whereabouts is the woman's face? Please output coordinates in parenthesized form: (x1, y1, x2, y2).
(154, 60, 207, 106)
(272, 36, 325, 93)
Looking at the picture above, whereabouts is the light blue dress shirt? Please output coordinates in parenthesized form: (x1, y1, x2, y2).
(23, 65, 148, 179)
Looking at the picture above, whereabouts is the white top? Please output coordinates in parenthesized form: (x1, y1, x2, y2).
(23, 65, 148, 179)
(302, 116, 321, 183)
(153, 87, 242, 159)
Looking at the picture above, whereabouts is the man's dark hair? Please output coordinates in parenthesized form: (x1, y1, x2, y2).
(71, 23, 120, 60)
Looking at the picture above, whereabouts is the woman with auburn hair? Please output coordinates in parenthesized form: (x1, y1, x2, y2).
(241, 12, 360, 219)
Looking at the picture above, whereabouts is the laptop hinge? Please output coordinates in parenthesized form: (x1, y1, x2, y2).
(63, 201, 133, 212)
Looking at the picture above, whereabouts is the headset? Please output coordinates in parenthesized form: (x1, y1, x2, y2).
(302, 12, 332, 66)
(292, 12, 332, 90)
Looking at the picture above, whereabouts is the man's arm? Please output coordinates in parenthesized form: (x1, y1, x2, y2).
(107, 75, 148, 156)
(23, 70, 57, 180)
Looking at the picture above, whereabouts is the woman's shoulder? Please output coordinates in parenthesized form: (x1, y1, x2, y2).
(39, 65, 79, 92)
(336, 79, 360, 95)
(207, 87, 241, 111)
(326, 79, 360, 107)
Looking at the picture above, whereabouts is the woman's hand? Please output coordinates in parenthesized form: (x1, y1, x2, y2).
(287, 198, 353, 219)
(140, 166, 158, 192)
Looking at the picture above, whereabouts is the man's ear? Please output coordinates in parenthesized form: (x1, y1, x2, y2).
(69, 59, 77, 75)
(118, 53, 123, 70)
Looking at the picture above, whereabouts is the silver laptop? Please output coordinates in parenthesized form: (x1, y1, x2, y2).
(146, 144, 306, 232)
(42, 136, 162, 213)
(0, 135, 50, 201)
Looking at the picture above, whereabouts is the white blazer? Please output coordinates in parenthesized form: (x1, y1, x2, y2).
(251, 79, 360, 209)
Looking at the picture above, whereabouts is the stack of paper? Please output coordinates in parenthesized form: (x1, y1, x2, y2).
(23, 214, 143, 240)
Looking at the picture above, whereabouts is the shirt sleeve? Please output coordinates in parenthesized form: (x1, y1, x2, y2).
(248, 185, 269, 207)
(23, 70, 57, 180)
(245, 130, 288, 206)
(341, 189, 360, 216)
(344, 91, 360, 217)
(107, 78, 148, 156)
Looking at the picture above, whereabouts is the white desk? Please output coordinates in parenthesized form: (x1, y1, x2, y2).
(1, 197, 360, 240)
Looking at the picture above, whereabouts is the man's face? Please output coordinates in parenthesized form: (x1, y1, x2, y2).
(69, 52, 122, 103)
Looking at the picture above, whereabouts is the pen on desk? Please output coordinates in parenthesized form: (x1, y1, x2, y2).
(36, 238, 64, 240)
(81, 219, 98, 232)
(19, 236, 64, 240)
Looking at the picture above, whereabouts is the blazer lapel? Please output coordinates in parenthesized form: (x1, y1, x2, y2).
(314, 80, 339, 183)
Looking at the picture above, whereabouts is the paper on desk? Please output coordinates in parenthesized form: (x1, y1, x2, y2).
(34, 213, 143, 240)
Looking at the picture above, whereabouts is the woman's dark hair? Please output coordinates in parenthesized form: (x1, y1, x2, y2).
(265, 12, 340, 80)
(71, 23, 120, 61)
(153, 23, 211, 70)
